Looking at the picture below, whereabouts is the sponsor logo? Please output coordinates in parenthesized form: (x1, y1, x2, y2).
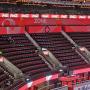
(34, 18, 47, 24)
(2, 18, 20, 34)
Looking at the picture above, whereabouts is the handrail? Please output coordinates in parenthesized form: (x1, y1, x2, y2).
(61, 29, 90, 64)
(25, 30, 41, 50)
(61, 30, 78, 47)
(38, 83, 62, 90)
(0, 0, 90, 7)
(0, 55, 25, 81)
(24, 30, 66, 72)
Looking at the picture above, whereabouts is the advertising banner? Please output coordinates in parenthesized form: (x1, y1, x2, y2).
(0, 13, 90, 34)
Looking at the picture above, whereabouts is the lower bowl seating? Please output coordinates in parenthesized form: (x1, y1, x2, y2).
(0, 32, 90, 89)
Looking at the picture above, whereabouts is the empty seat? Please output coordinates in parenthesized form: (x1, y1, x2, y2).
(0, 34, 51, 89)
(31, 33, 89, 70)
(0, 32, 90, 89)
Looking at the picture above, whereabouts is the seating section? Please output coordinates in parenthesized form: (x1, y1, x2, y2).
(31, 33, 89, 70)
(0, 32, 90, 89)
(0, 3, 90, 14)
(68, 32, 90, 51)
(0, 34, 51, 89)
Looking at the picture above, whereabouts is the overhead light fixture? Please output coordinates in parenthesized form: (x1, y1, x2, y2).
(46, 75, 52, 81)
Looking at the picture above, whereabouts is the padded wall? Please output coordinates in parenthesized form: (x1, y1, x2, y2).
(0, 18, 90, 34)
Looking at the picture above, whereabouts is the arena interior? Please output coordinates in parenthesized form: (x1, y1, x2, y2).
(0, 0, 90, 90)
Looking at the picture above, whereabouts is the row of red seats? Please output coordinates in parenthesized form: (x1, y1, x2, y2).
(0, 32, 90, 89)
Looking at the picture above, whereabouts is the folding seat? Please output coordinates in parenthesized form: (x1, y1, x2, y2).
(0, 34, 52, 89)
(31, 33, 89, 70)
(0, 32, 89, 89)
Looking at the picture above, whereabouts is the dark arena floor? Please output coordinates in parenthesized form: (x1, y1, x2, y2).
(0, 0, 90, 90)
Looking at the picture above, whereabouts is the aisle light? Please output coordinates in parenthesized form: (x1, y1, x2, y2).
(46, 75, 52, 81)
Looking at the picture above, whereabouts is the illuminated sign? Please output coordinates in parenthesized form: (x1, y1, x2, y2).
(0, 13, 89, 19)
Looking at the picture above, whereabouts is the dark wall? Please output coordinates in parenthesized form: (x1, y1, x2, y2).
(0, 3, 90, 15)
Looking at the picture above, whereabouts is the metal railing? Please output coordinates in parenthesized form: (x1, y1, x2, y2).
(24, 29, 68, 73)
(61, 29, 90, 64)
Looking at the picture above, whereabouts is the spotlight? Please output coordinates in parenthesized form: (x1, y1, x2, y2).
(25, 76, 31, 83)
(59, 69, 63, 72)
(26, 78, 30, 82)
